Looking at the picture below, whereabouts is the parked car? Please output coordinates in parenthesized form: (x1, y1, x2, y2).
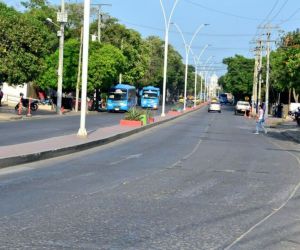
(208, 101, 221, 113)
(235, 101, 250, 115)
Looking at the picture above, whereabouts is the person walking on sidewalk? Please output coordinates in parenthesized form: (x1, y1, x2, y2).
(0, 88, 3, 106)
(255, 104, 267, 134)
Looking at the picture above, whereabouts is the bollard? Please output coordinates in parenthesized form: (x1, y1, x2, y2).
(18, 97, 22, 115)
(140, 114, 147, 126)
(26, 97, 32, 117)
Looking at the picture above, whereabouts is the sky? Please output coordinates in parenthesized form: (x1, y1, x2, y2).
(3, 0, 300, 76)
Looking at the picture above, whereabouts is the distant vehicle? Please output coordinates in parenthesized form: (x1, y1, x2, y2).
(107, 84, 137, 112)
(219, 93, 228, 104)
(235, 101, 250, 115)
(15, 97, 39, 111)
(208, 100, 221, 113)
(140, 86, 160, 109)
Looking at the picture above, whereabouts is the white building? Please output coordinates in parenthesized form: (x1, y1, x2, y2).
(1, 83, 29, 105)
(208, 73, 219, 97)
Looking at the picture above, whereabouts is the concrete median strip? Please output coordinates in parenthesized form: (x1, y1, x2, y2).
(0, 105, 206, 168)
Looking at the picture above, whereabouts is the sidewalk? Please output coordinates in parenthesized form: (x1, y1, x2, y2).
(0, 104, 204, 168)
(0, 104, 79, 121)
(266, 117, 300, 144)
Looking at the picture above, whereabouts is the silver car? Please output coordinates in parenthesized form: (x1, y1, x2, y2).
(208, 101, 221, 113)
(235, 101, 250, 115)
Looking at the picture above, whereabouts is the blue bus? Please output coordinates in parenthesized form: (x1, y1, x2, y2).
(107, 84, 137, 112)
(140, 86, 160, 109)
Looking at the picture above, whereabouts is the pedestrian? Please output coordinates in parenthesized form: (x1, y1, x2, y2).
(0, 88, 3, 106)
(255, 104, 267, 134)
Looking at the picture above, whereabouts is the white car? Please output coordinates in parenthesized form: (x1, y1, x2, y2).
(235, 101, 250, 115)
(208, 101, 221, 113)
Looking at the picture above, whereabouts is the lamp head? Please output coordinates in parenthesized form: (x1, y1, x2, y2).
(46, 18, 53, 23)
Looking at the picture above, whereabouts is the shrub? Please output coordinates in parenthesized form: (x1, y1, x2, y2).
(170, 104, 182, 111)
(124, 107, 143, 121)
(143, 108, 153, 119)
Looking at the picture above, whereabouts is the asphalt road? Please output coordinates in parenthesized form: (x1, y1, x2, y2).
(0, 106, 166, 146)
(1, 105, 300, 249)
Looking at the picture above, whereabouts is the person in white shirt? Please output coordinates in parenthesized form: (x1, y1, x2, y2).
(255, 104, 267, 134)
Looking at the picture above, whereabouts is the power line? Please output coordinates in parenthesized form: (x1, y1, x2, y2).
(277, 7, 300, 25)
(259, 0, 280, 26)
(184, 0, 262, 21)
(269, 0, 289, 22)
(120, 19, 254, 37)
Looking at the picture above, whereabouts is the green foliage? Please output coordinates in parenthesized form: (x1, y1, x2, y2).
(271, 30, 300, 101)
(124, 107, 153, 121)
(170, 104, 182, 111)
(38, 38, 80, 91)
(124, 107, 143, 121)
(88, 43, 126, 92)
(0, 3, 56, 85)
(221, 55, 254, 100)
(143, 109, 153, 119)
(101, 22, 150, 85)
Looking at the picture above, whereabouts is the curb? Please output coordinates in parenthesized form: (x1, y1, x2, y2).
(281, 131, 300, 144)
(0, 104, 206, 168)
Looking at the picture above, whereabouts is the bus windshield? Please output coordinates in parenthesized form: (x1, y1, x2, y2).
(142, 92, 158, 99)
(108, 89, 127, 100)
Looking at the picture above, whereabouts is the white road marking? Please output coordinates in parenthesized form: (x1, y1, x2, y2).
(225, 137, 300, 249)
(109, 153, 143, 166)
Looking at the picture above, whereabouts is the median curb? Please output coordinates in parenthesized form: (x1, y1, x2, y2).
(0, 104, 206, 169)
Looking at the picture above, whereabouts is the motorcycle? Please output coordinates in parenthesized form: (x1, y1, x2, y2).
(15, 98, 39, 111)
(295, 107, 300, 126)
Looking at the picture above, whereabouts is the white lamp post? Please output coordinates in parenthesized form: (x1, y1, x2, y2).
(204, 61, 215, 101)
(159, 0, 180, 117)
(172, 23, 208, 111)
(200, 56, 213, 102)
(191, 45, 209, 107)
(77, 0, 91, 137)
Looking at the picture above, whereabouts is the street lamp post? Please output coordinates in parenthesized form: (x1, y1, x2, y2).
(172, 23, 208, 111)
(191, 45, 209, 107)
(200, 56, 213, 102)
(204, 61, 215, 100)
(77, 0, 91, 137)
(159, 0, 180, 117)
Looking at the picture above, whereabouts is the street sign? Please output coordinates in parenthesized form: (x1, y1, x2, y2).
(57, 12, 68, 23)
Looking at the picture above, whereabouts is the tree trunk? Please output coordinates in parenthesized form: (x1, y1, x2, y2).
(292, 88, 299, 103)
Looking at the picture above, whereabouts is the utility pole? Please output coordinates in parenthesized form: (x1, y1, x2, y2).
(257, 39, 263, 110)
(56, 0, 67, 115)
(251, 40, 260, 115)
(258, 23, 279, 117)
(91, 4, 111, 43)
(265, 31, 271, 118)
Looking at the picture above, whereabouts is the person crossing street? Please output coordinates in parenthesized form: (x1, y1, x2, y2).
(254, 104, 267, 134)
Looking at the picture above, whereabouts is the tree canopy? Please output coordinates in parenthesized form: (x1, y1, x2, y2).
(221, 55, 254, 100)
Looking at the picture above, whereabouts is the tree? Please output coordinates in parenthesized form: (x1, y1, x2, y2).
(0, 3, 57, 85)
(38, 38, 80, 91)
(271, 30, 300, 103)
(221, 55, 254, 100)
(88, 43, 126, 93)
(101, 21, 150, 86)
